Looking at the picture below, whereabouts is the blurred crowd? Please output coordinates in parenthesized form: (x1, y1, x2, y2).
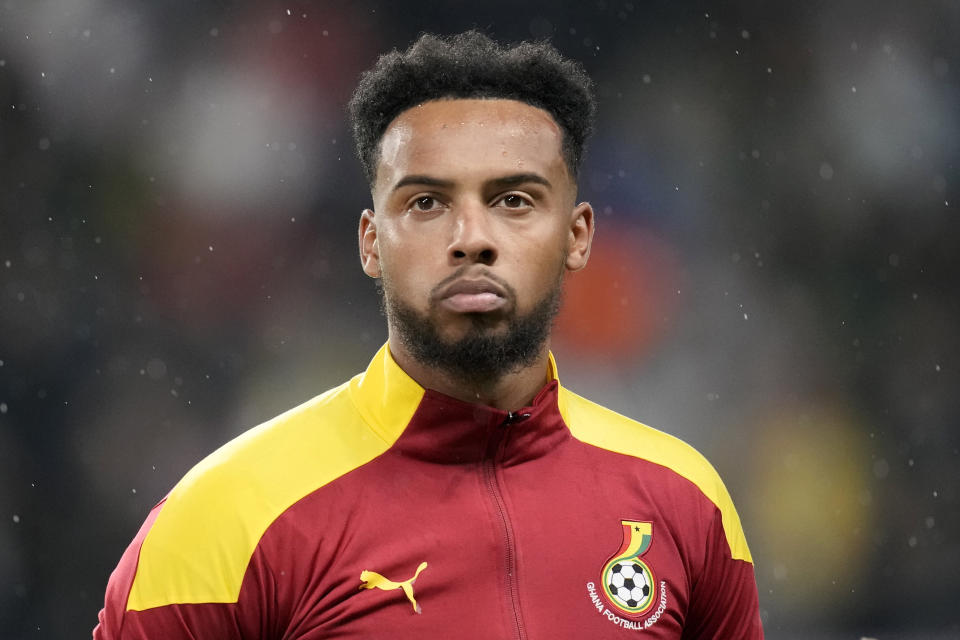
(1, 1, 957, 637)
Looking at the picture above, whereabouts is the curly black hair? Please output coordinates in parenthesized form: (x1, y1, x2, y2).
(348, 31, 596, 185)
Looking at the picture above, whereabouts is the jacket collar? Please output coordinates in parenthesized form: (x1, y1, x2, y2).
(348, 343, 568, 464)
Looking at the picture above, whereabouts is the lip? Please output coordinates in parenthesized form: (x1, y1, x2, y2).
(436, 278, 509, 313)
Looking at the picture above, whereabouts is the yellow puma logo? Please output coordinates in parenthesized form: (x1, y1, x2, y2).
(359, 561, 429, 614)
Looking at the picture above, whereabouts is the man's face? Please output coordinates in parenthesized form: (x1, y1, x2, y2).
(359, 98, 593, 382)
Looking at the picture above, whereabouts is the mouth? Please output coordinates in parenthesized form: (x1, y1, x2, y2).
(436, 278, 509, 314)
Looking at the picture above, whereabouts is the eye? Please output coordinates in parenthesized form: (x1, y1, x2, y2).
(409, 196, 443, 213)
(496, 194, 533, 209)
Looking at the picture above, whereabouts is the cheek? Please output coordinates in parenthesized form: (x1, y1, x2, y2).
(510, 236, 567, 291)
(379, 247, 435, 303)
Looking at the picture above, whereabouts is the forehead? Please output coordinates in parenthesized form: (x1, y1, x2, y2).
(374, 98, 568, 192)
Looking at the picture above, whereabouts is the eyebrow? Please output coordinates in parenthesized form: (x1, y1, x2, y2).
(489, 173, 552, 189)
(391, 175, 455, 192)
(391, 173, 552, 193)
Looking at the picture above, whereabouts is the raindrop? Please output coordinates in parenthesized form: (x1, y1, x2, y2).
(819, 162, 834, 180)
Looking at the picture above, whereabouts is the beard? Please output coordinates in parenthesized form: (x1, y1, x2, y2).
(379, 268, 563, 389)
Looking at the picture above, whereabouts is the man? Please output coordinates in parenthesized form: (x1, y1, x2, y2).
(95, 31, 763, 638)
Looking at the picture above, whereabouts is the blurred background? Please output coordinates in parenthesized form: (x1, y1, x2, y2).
(1, 0, 958, 637)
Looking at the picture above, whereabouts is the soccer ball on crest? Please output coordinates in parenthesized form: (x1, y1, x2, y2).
(606, 559, 653, 610)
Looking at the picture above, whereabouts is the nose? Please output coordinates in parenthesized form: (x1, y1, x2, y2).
(447, 201, 498, 266)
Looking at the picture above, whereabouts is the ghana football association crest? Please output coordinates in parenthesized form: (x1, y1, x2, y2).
(601, 520, 656, 614)
(585, 520, 668, 630)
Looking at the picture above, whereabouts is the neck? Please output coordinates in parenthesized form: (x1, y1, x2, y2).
(387, 335, 551, 412)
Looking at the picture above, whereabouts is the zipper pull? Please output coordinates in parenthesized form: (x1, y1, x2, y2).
(503, 411, 532, 426)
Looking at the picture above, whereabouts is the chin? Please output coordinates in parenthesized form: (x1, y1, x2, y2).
(438, 318, 510, 343)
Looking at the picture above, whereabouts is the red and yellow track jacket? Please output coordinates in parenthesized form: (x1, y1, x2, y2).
(94, 344, 763, 638)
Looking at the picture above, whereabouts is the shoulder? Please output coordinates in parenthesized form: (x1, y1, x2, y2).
(557, 385, 752, 563)
(126, 377, 392, 611)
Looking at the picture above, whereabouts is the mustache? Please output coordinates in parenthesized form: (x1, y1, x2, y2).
(428, 266, 517, 305)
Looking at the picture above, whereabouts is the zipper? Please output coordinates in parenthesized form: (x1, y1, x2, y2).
(483, 411, 530, 640)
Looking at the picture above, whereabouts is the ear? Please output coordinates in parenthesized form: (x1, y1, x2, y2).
(358, 209, 381, 278)
(565, 201, 594, 272)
